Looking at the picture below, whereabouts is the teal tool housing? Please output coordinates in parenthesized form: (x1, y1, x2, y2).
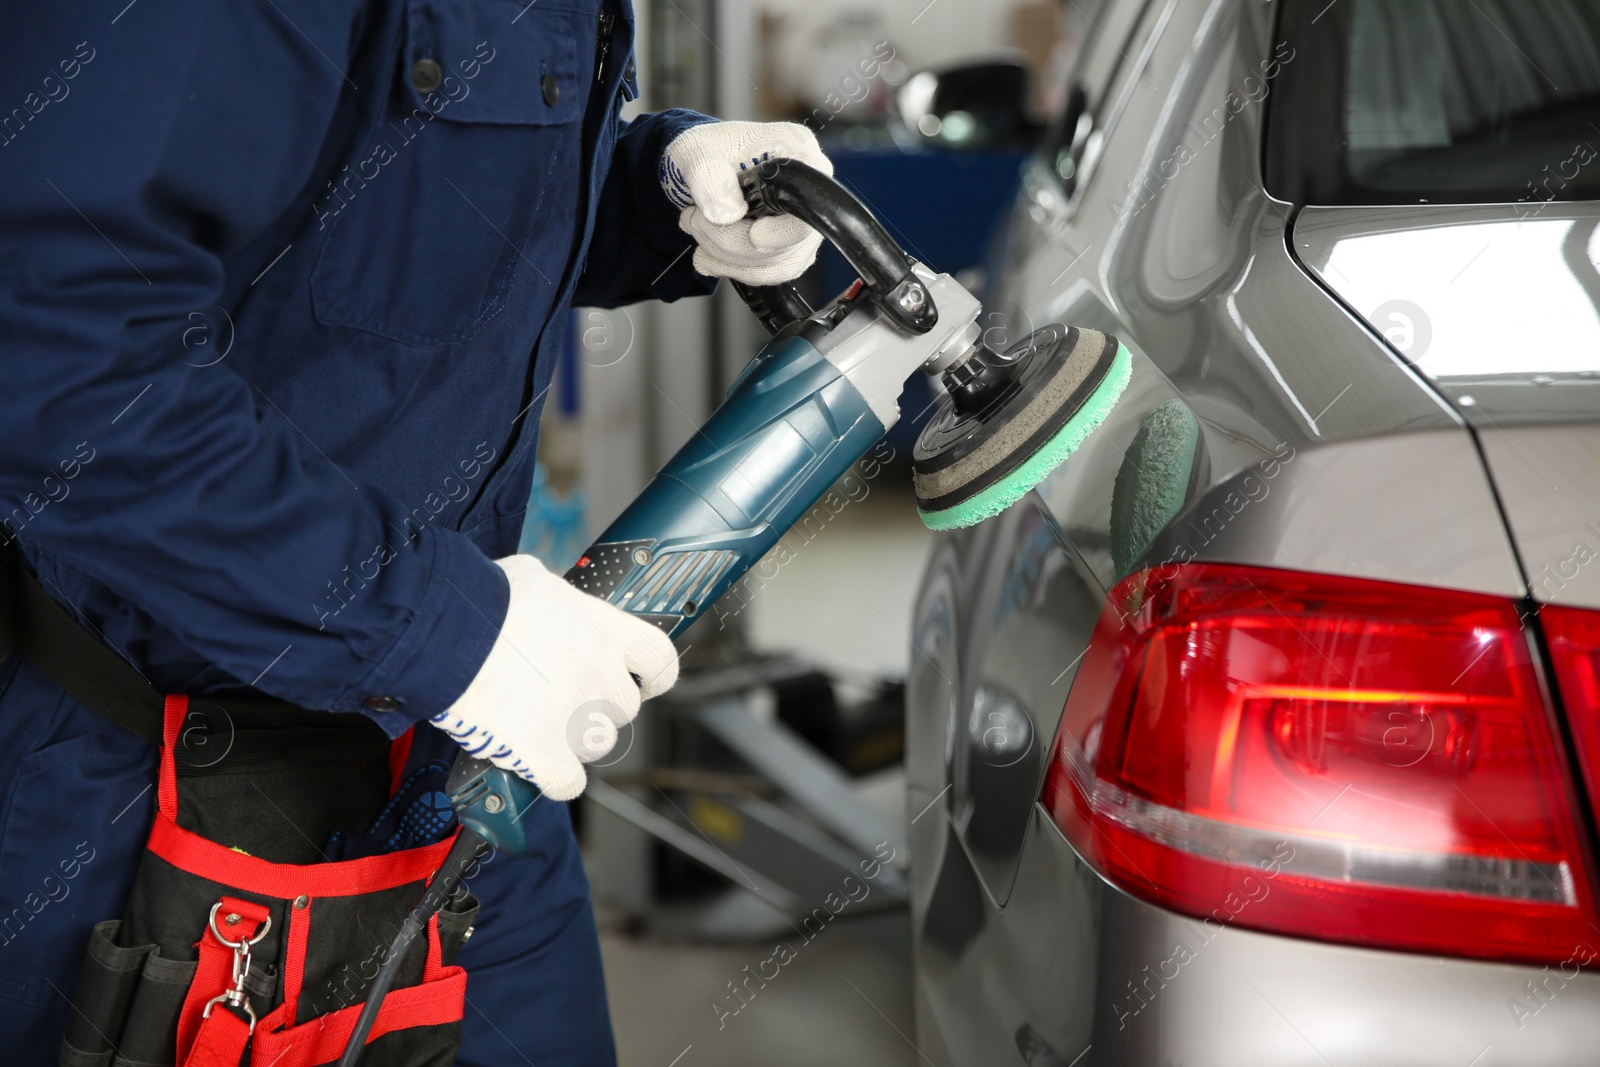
(564, 333, 883, 636)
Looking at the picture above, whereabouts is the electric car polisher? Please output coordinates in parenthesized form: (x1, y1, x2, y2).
(336, 160, 1130, 1063)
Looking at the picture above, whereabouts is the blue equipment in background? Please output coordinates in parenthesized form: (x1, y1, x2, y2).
(517, 464, 589, 571)
(812, 146, 1029, 296)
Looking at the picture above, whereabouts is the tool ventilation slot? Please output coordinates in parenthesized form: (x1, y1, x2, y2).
(625, 550, 737, 615)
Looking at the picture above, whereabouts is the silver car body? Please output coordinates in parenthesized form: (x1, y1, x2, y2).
(905, 1, 1600, 1063)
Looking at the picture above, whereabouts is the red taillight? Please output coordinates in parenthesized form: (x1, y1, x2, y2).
(1545, 606, 1600, 835)
(1042, 563, 1598, 965)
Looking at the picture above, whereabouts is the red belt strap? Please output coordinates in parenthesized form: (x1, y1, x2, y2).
(176, 897, 272, 1067)
(184, 1007, 252, 1067)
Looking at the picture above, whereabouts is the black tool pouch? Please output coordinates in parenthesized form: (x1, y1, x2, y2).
(0, 548, 477, 1067)
(60, 696, 477, 1067)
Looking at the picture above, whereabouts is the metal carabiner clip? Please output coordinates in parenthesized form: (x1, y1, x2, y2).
(202, 902, 273, 1034)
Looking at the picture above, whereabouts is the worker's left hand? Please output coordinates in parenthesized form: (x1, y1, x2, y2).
(660, 120, 834, 285)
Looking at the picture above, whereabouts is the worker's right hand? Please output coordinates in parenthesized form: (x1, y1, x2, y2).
(429, 554, 680, 801)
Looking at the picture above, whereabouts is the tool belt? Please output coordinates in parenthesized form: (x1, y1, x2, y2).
(0, 547, 476, 1067)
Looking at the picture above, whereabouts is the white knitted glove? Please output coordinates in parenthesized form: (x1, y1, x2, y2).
(431, 554, 679, 801)
(660, 120, 835, 285)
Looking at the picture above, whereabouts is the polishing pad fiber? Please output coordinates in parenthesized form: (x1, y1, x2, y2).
(1109, 398, 1203, 577)
(914, 327, 1131, 531)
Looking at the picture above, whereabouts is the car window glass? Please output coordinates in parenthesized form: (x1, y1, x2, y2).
(1040, 0, 1161, 195)
(1268, 0, 1600, 204)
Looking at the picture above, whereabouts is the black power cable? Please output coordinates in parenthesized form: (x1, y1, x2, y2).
(334, 828, 492, 1067)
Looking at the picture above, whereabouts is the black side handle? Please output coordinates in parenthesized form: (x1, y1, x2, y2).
(733, 158, 938, 337)
(731, 280, 816, 336)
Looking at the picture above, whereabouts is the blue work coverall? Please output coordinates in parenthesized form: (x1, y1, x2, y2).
(0, 0, 714, 1061)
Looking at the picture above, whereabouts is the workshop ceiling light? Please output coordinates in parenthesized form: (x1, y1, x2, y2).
(1042, 563, 1600, 967)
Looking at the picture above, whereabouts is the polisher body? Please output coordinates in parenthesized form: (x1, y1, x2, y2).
(451, 267, 980, 849)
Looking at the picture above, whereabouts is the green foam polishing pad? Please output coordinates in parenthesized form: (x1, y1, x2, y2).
(1109, 398, 1202, 577)
(914, 331, 1132, 531)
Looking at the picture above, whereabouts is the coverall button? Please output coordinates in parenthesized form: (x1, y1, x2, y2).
(409, 57, 444, 93)
(363, 694, 403, 714)
(624, 58, 636, 82)
(541, 74, 560, 106)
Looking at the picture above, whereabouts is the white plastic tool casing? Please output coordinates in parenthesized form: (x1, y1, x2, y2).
(813, 263, 981, 431)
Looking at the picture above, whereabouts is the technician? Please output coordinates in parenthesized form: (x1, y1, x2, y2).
(0, 1, 830, 1063)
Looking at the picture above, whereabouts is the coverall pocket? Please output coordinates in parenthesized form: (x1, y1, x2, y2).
(309, 0, 591, 346)
(0, 712, 154, 1008)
